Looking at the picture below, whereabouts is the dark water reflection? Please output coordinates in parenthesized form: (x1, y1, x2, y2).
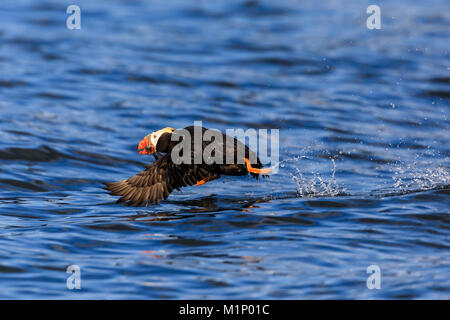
(0, 0, 449, 298)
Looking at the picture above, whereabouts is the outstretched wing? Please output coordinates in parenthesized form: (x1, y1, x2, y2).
(104, 154, 214, 206)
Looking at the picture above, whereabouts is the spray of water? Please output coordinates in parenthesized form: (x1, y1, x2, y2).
(289, 158, 344, 197)
(392, 155, 450, 193)
(278, 146, 448, 200)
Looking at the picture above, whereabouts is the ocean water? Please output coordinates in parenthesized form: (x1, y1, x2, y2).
(0, 0, 448, 299)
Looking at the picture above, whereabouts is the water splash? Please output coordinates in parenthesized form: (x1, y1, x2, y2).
(392, 161, 450, 193)
(290, 158, 344, 197)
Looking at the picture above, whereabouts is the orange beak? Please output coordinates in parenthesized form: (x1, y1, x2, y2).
(138, 137, 155, 155)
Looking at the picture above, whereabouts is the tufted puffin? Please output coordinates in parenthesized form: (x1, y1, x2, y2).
(104, 126, 271, 206)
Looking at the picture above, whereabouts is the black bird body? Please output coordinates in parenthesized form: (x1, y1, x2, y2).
(104, 126, 270, 206)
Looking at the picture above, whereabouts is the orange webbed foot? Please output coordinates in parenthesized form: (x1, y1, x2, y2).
(195, 174, 221, 186)
(244, 158, 272, 174)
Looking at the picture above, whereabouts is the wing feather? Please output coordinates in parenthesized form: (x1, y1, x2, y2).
(104, 154, 216, 206)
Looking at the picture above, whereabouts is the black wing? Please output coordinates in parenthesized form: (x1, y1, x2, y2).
(183, 126, 265, 179)
(104, 154, 215, 206)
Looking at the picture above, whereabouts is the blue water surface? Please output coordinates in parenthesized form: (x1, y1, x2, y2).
(0, 0, 449, 299)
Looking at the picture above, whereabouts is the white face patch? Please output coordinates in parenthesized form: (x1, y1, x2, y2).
(148, 127, 175, 148)
(150, 132, 161, 147)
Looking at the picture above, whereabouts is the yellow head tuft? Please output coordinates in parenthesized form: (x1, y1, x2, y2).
(158, 127, 176, 135)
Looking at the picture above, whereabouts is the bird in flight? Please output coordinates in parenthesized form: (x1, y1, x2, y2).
(104, 126, 271, 206)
